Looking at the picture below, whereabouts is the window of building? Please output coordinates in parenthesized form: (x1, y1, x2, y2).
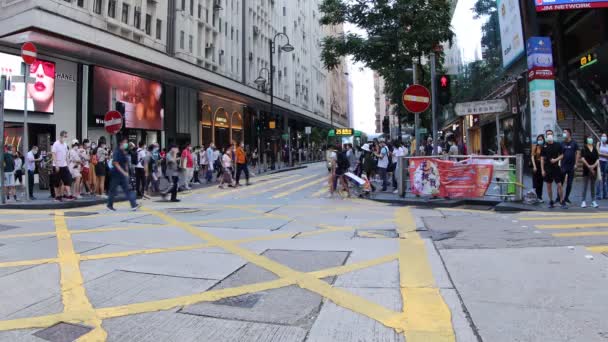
(206, 9, 209, 22)
(121, 3, 129, 24)
(236, 29, 239, 43)
(181, 0, 186, 11)
(225, 22, 227, 36)
(231, 27, 233, 40)
(180, 31, 185, 49)
(155, 19, 162, 39)
(219, 18, 222, 32)
(108, 0, 116, 18)
(134, 7, 141, 29)
(189, 35, 193, 53)
(198, 4, 202, 19)
(283, 6, 286, 16)
(231, 56, 234, 72)
(190, 0, 194, 16)
(236, 58, 239, 73)
(145, 14, 152, 34)
(283, 26, 286, 34)
(93, 0, 102, 14)
(77, 0, 84, 7)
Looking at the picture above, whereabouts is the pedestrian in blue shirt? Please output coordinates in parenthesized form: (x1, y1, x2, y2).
(107, 138, 140, 211)
(559, 128, 579, 204)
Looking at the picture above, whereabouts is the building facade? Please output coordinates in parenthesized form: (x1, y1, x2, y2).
(373, 72, 397, 135)
(0, 0, 347, 154)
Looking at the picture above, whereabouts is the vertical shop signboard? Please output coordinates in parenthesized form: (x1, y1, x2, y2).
(527, 37, 557, 141)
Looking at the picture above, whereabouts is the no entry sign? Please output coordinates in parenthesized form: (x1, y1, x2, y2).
(104, 110, 123, 134)
(21, 42, 37, 65)
(402, 85, 431, 113)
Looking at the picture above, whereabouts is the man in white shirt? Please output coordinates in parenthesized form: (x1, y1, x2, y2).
(26, 145, 41, 200)
(205, 143, 215, 183)
(375, 141, 390, 192)
(51, 130, 73, 201)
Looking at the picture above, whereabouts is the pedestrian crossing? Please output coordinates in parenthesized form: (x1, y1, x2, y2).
(519, 212, 608, 254)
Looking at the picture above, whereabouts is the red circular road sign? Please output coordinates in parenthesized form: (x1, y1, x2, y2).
(104, 110, 123, 134)
(402, 84, 431, 113)
(21, 42, 37, 65)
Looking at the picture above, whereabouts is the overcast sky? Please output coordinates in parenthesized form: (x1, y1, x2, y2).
(345, 3, 484, 135)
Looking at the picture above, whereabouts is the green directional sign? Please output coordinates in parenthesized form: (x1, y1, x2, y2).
(282, 134, 289, 140)
(418, 128, 428, 134)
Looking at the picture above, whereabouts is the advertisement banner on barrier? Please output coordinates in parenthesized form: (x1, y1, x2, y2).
(408, 158, 494, 198)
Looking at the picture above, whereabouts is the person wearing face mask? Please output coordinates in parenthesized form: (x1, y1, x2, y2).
(95, 140, 109, 198)
(531, 134, 545, 202)
(181, 144, 194, 190)
(235, 142, 250, 186)
(161, 145, 180, 202)
(596, 133, 608, 200)
(541, 129, 566, 208)
(107, 138, 140, 211)
(51, 131, 74, 202)
(580, 135, 600, 208)
(559, 128, 579, 204)
(26, 145, 42, 200)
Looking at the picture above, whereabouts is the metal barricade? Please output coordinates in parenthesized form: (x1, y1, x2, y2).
(397, 154, 524, 201)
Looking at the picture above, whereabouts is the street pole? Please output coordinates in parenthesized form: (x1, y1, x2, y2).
(430, 53, 438, 155)
(269, 38, 274, 128)
(495, 114, 501, 155)
(0, 76, 6, 204)
(288, 126, 292, 166)
(23, 64, 30, 202)
(413, 63, 420, 155)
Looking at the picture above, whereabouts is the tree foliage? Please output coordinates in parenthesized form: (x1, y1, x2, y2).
(319, 0, 454, 123)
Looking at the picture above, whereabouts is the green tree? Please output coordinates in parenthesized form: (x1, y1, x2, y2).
(319, 0, 454, 124)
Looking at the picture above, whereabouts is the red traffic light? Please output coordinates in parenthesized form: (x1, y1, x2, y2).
(440, 75, 449, 88)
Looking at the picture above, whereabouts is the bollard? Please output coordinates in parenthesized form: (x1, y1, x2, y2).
(515, 153, 523, 201)
(398, 157, 406, 198)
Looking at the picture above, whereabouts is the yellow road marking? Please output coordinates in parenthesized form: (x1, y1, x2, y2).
(210, 174, 300, 199)
(272, 178, 327, 199)
(553, 231, 608, 238)
(54, 211, 107, 341)
(80, 243, 212, 261)
(587, 245, 608, 253)
(311, 186, 328, 198)
(536, 222, 608, 229)
(187, 215, 265, 225)
(396, 208, 454, 342)
(520, 214, 608, 221)
(0, 211, 141, 224)
(239, 174, 320, 198)
(0, 224, 172, 240)
(95, 252, 399, 320)
(0, 257, 58, 268)
(144, 208, 409, 333)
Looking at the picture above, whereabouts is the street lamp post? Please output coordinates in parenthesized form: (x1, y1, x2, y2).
(254, 32, 294, 164)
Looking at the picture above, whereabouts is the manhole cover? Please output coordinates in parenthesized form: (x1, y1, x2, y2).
(432, 230, 461, 241)
(356, 229, 398, 239)
(52, 212, 98, 217)
(167, 208, 201, 214)
(33, 322, 93, 342)
(0, 224, 18, 232)
(211, 293, 263, 308)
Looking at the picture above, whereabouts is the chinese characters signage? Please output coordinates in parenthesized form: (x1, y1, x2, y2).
(454, 100, 508, 116)
(527, 37, 557, 141)
(408, 158, 493, 198)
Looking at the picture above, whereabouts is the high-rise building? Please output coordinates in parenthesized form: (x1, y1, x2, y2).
(0, 0, 341, 151)
(373, 72, 397, 135)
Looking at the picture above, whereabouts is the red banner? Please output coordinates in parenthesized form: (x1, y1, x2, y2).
(408, 158, 494, 198)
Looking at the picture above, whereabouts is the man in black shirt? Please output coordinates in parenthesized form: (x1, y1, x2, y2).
(541, 130, 566, 208)
(559, 128, 579, 204)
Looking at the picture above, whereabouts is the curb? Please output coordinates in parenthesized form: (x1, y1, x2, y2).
(371, 197, 500, 208)
(0, 165, 310, 210)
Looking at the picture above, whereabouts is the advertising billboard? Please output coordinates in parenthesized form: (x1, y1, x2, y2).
(0, 52, 55, 113)
(497, 0, 525, 68)
(536, 0, 608, 11)
(92, 67, 164, 131)
(526, 37, 557, 141)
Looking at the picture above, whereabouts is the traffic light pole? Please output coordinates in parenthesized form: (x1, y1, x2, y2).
(430, 53, 438, 155)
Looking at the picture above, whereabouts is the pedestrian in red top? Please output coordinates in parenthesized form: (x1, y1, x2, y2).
(181, 144, 194, 190)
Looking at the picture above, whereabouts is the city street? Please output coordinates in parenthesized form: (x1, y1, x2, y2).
(0, 163, 608, 341)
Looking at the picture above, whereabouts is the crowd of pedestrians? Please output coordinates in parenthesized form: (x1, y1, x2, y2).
(531, 128, 608, 209)
(2, 132, 257, 208)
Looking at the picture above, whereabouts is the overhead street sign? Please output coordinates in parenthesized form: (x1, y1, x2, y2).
(104, 110, 123, 134)
(402, 85, 431, 113)
(454, 99, 508, 116)
(21, 42, 37, 65)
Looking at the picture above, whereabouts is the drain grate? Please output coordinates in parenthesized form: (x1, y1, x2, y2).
(0, 224, 18, 232)
(53, 212, 98, 217)
(33, 322, 93, 342)
(167, 208, 201, 214)
(355, 229, 398, 239)
(211, 293, 263, 308)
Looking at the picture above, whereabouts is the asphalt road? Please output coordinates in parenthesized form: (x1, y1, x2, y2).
(0, 163, 607, 341)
